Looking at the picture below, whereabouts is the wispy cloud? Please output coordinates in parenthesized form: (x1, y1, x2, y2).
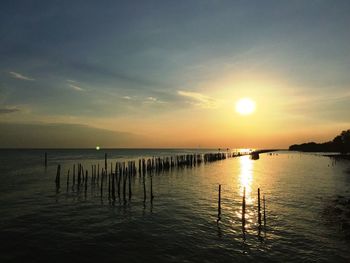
(9, 71, 35, 81)
(147, 96, 157, 102)
(177, 90, 219, 109)
(143, 96, 166, 104)
(122, 96, 132, 100)
(69, 84, 84, 91)
(0, 107, 20, 114)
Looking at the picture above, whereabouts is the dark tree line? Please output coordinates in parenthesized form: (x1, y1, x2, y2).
(289, 130, 350, 154)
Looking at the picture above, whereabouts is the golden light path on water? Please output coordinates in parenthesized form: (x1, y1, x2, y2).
(237, 155, 255, 226)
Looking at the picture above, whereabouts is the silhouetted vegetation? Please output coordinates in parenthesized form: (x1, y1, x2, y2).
(289, 130, 350, 154)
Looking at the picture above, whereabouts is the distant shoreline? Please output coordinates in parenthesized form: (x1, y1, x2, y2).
(323, 154, 350, 160)
(289, 129, 350, 156)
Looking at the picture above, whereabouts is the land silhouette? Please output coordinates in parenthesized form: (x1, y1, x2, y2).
(289, 130, 350, 154)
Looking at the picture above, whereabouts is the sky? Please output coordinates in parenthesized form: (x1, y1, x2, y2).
(0, 0, 349, 148)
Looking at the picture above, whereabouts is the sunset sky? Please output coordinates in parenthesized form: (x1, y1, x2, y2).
(1, 0, 349, 148)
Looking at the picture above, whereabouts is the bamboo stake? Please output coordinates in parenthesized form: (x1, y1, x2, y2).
(263, 195, 266, 228)
(128, 173, 132, 200)
(143, 174, 146, 202)
(217, 184, 221, 223)
(55, 164, 61, 187)
(44, 152, 47, 167)
(105, 153, 107, 171)
(150, 174, 154, 201)
(258, 188, 262, 227)
(242, 187, 246, 228)
(66, 169, 70, 189)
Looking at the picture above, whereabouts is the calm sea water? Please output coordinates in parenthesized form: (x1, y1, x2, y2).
(0, 149, 350, 263)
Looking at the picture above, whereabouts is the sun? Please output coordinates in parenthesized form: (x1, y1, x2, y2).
(236, 98, 256, 115)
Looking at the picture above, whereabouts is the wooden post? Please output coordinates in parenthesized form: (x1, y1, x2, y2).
(139, 159, 141, 175)
(81, 165, 85, 184)
(55, 164, 61, 186)
(217, 184, 221, 222)
(150, 174, 154, 201)
(108, 173, 111, 198)
(117, 165, 121, 199)
(100, 169, 104, 197)
(263, 195, 266, 227)
(66, 169, 70, 188)
(112, 169, 115, 200)
(143, 174, 146, 202)
(105, 153, 107, 171)
(44, 152, 47, 167)
(85, 170, 88, 191)
(258, 188, 262, 227)
(242, 187, 246, 227)
(123, 168, 127, 202)
(77, 164, 81, 186)
(128, 173, 132, 200)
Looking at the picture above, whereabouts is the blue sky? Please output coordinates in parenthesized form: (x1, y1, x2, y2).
(1, 0, 349, 147)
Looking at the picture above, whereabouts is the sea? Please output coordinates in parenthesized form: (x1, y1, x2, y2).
(0, 149, 349, 263)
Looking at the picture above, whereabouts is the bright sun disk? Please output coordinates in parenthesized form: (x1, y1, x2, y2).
(236, 98, 256, 115)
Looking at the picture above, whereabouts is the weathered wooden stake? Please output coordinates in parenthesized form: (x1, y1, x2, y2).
(85, 170, 88, 191)
(242, 187, 246, 227)
(77, 164, 81, 186)
(150, 174, 154, 201)
(217, 184, 221, 222)
(258, 188, 262, 227)
(82, 165, 85, 184)
(66, 169, 70, 188)
(105, 153, 107, 171)
(128, 173, 132, 200)
(123, 168, 127, 202)
(143, 175, 146, 201)
(100, 169, 104, 197)
(263, 195, 266, 228)
(108, 173, 111, 199)
(117, 166, 121, 199)
(112, 170, 115, 200)
(55, 164, 61, 186)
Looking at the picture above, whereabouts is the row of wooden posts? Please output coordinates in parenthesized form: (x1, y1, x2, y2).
(217, 185, 267, 234)
(46, 151, 240, 169)
(53, 152, 236, 202)
(55, 160, 150, 202)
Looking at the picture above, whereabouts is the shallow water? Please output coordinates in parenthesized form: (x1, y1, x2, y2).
(0, 149, 350, 263)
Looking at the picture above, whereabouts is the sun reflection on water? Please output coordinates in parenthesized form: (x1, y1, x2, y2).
(239, 155, 254, 204)
(235, 155, 255, 228)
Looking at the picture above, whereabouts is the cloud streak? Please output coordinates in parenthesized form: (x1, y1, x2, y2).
(177, 90, 219, 109)
(143, 96, 167, 104)
(9, 71, 35, 81)
(69, 84, 84, 91)
(0, 107, 20, 114)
